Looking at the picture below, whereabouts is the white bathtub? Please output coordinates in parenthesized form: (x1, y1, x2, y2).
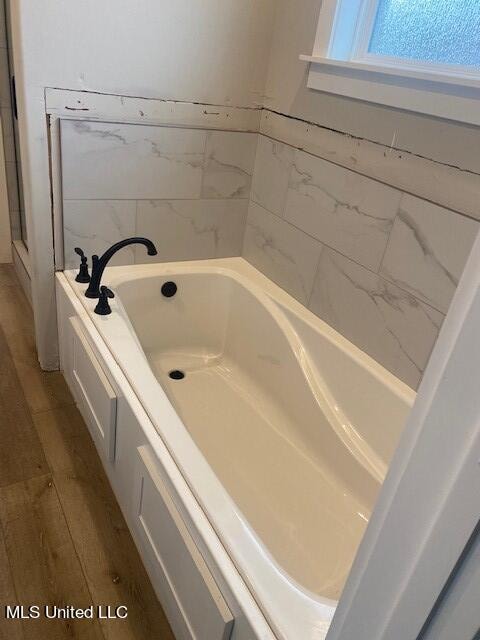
(65, 257, 414, 640)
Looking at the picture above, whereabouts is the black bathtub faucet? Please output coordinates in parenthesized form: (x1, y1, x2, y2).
(85, 237, 158, 298)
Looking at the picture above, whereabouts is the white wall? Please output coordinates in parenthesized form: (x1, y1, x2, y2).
(17, 0, 275, 108)
(12, 0, 276, 369)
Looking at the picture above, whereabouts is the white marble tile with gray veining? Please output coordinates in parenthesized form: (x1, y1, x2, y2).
(63, 200, 136, 268)
(61, 120, 207, 200)
(202, 131, 257, 199)
(309, 248, 444, 389)
(251, 135, 294, 217)
(135, 198, 248, 263)
(284, 150, 402, 271)
(381, 194, 479, 314)
(243, 201, 323, 305)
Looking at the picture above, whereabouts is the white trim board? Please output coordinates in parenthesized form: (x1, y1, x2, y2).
(259, 110, 480, 222)
(45, 88, 262, 132)
(48, 116, 64, 271)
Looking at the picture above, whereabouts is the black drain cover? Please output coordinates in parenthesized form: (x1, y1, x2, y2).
(169, 369, 185, 380)
(161, 281, 177, 297)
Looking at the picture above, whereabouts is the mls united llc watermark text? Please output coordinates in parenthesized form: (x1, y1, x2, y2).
(4, 605, 128, 620)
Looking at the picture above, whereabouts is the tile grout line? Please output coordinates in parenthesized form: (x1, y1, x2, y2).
(279, 142, 295, 221)
(63, 197, 251, 202)
(306, 244, 325, 309)
(199, 129, 209, 199)
(239, 133, 261, 256)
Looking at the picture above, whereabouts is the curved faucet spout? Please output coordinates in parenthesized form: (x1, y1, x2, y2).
(85, 237, 158, 298)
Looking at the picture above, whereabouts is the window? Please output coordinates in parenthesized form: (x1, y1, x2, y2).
(368, 1, 480, 68)
(301, 0, 480, 125)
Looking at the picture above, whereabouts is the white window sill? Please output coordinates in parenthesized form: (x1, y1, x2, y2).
(300, 55, 480, 126)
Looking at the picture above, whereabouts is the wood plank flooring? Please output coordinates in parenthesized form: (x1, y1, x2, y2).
(0, 264, 174, 640)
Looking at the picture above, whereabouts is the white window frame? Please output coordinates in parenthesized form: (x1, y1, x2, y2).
(300, 0, 480, 125)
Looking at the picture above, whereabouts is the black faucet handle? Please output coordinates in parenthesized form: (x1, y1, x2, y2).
(94, 286, 115, 316)
(74, 247, 91, 283)
(101, 286, 115, 299)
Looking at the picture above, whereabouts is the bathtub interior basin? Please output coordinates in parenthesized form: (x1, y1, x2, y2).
(111, 262, 414, 602)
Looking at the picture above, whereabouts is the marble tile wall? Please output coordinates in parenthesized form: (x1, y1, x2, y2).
(60, 119, 256, 269)
(243, 134, 479, 388)
(61, 119, 478, 388)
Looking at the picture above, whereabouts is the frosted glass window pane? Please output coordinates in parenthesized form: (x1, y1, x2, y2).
(368, 0, 480, 67)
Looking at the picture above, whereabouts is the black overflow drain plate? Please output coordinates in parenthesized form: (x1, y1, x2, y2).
(169, 369, 185, 380)
(161, 281, 177, 298)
